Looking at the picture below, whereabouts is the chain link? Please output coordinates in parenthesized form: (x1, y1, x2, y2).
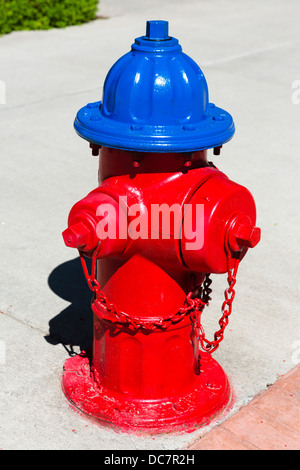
(191, 257, 240, 353)
(78, 245, 240, 353)
(199, 273, 212, 304)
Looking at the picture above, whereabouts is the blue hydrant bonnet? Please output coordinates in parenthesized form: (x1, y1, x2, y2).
(74, 20, 235, 153)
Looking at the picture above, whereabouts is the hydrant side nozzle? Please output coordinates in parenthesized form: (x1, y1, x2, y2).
(235, 225, 261, 248)
(63, 191, 129, 256)
(227, 216, 261, 252)
(62, 222, 91, 249)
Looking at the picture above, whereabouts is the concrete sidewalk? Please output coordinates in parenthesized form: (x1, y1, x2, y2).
(0, 0, 300, 450)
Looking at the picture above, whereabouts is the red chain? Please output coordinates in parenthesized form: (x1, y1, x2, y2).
(79, 244, 206, 332)
(79, 245, 240, 353)
(192, 256, 240, 353)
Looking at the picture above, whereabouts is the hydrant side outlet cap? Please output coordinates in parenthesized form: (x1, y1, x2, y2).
(74, 21, 235, 153)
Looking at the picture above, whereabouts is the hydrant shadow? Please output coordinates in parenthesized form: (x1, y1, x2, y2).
(45, 257, 93, 356)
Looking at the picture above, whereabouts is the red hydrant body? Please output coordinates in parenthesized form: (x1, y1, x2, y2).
(62, 22, 260, 434)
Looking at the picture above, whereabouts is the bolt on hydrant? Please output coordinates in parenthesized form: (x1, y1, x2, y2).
(62, 21, 261, 434)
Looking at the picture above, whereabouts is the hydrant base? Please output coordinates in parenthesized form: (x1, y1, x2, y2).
(62, 352, 233, 435)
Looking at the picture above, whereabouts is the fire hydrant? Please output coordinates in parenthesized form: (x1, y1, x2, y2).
(62, 21, 261, 434)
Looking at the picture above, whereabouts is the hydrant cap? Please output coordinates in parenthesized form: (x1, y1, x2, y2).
(74, 21, 235, 153)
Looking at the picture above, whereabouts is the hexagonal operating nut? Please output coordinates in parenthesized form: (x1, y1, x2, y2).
(235, 224, 261, 248)
(228, 218, 261, 252)
(62, 222, 90, 248)
(146, 20, 169, 40)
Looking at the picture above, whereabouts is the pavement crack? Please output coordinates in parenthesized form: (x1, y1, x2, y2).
(0, 309, 46, 334)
